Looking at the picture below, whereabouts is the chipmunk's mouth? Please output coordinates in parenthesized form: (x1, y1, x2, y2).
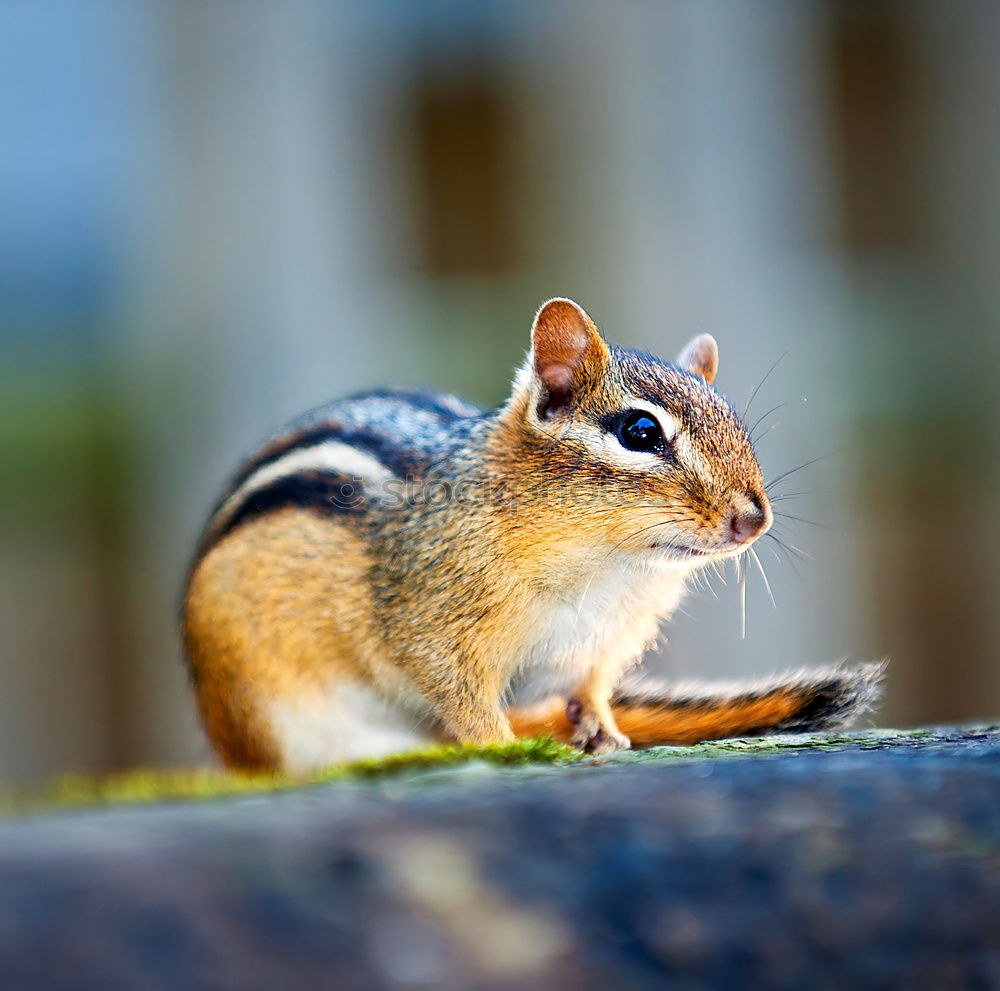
(650, 542, 716, 559)
(672, 546, 713, 558)
(651, 541, 750, 561)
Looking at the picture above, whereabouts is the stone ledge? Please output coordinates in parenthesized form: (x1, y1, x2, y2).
(1, 727, 997, 989)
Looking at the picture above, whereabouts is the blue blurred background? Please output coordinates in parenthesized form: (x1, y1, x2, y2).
(1, 1, 998, 784)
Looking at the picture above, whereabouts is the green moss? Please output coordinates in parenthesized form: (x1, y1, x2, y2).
(25, 767, 290, 810)
(322, 735, 579, 779)
(1, 737, 580, 819)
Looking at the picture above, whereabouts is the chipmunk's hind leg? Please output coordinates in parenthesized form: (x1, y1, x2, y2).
(264, 681, 434, 772)
(190, 662, 280, 771)
(184, 509, 435, 772)
(191, 662, 433, 772)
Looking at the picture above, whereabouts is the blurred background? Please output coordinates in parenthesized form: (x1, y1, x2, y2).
(1, 1, 998, 784)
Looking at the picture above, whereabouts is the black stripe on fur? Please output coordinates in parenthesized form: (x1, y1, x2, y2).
(222, 424, 425, 500)
(226, 389, 478, 493)
(214, 470, 365, 543)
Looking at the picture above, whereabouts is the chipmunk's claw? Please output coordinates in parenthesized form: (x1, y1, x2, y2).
(567, 698, 631, 754)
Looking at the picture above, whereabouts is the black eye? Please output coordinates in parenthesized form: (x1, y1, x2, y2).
(615, 410, 665, 453)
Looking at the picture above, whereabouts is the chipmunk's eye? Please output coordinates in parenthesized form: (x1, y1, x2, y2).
(615, 410, 665, 453)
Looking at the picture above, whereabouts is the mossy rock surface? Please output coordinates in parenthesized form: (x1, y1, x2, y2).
(1, 737, 580, 818)
(1, 727, 968, 817)
(0, 726, 997, 989)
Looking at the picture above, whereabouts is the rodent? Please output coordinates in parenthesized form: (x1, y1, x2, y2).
(183, 297, 882, 771)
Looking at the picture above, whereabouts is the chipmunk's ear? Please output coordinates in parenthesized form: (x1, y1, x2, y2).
(677, 333, 718, 385)
(530, 298, 609, 418)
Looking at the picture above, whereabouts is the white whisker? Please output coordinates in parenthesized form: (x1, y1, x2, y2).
(749, 545, 776, 611)
(738, 557, 747, 639)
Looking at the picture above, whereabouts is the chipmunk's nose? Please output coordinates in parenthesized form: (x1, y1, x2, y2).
(729, 502, 769, 544)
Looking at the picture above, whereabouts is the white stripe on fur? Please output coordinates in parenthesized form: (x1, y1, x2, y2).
(211, 440, 395, 531)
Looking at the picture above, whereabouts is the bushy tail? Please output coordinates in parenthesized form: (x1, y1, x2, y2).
(507, 662, 886, 747)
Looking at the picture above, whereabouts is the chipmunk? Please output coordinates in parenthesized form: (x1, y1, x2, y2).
(183, 298, 882, 771)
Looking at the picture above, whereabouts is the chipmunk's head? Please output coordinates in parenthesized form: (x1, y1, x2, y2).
(502, 297, 772, 568)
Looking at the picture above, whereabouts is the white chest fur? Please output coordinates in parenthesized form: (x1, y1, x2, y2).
(518, 554, 689, 678)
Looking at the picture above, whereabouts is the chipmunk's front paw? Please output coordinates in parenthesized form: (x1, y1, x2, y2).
(566, 699, 631, 754)
(580, 725, 631, 755)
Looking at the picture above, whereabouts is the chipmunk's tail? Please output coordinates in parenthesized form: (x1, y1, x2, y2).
(507, 662, 886, 747)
